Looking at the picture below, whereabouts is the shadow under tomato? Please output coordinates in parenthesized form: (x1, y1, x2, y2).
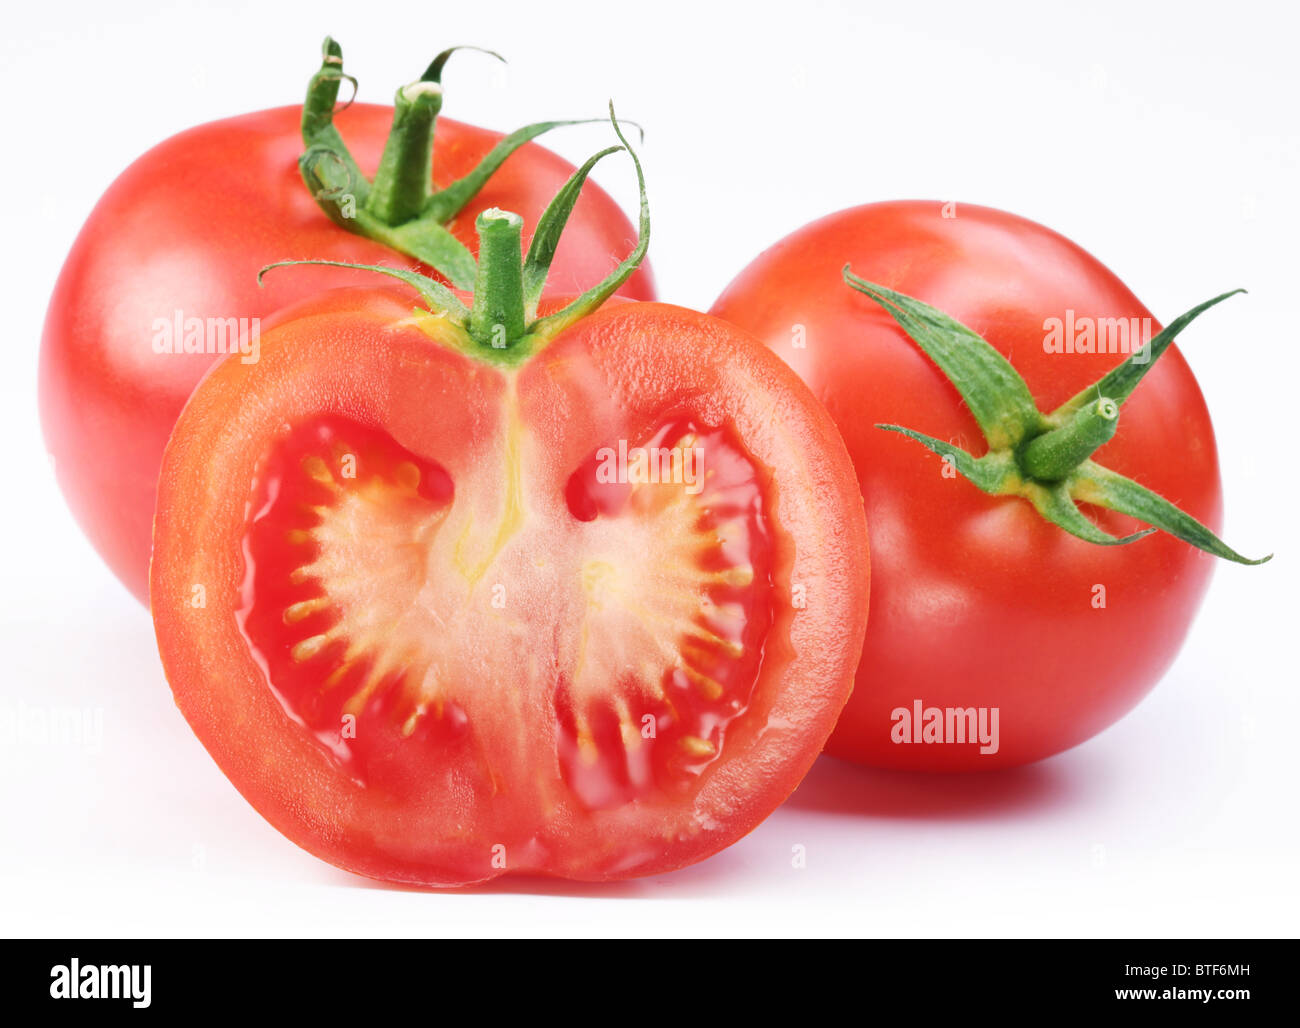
(784, 752, 1081, 821)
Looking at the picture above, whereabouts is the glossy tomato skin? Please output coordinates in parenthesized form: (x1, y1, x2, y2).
(150, 287, 868, 885)
(40, 103, 654, 603)
(711, 201, 1222, 771)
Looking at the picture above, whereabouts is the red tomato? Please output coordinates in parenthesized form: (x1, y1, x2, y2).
(712, 200, 1241, 771)
(40, 102, 653, 603)
(149, 285, 868, 884)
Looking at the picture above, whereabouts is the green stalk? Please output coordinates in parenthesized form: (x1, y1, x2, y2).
(1020, 397, 1119, 481)
(469, 210, 527, 350)
(301, 37, 352, 147)
(295, 37, 611, 289)
(265, 108, 649, 368)
(365, 82, 444, 225)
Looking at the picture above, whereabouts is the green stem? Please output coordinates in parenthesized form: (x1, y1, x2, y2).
(366, 82, 444, 225)
(295, 37, 603, 288)
(301, 37, 350, 144)
(1020, 397, 1120, 481)
(270, 108, 647, 369)
(299, 38, 369, 209)
(469, 210, 526, 350)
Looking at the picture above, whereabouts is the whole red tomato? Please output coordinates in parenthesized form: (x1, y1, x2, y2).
(150, 138, 868, 884)
(712, 201, 1264, 771)
(40, 41, 653, 603)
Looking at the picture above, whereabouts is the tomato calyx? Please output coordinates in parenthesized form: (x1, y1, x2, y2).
(264, 105, 649, 366)
(298, 36, 612, 290)
(843, 268, 1270, 565)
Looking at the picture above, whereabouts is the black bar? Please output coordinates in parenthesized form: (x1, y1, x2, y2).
(0, 940, 1279, 1016)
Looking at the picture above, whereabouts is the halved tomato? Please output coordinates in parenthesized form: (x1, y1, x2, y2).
(151, 285, 868, 884)
(152, 126, 867, 884)
(149, 107, 868, 880)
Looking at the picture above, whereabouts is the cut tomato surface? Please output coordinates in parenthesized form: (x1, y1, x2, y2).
(151, 288, 868, 884)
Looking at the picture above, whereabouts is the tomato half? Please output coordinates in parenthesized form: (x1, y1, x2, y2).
(150, 287, 868, 884)
(40, 101, 653, 603)
(712, 200, 1232, 771)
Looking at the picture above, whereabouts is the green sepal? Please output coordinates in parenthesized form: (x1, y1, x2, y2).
(878, 424, 1154, 547)
(850, 272, 1266, 565)
(421, 45, 505, 84)
(1071, 462, 1271, 565)
(1027, 482, 1156, 546)
(522, 145, 624, 318)
(422, 117, 613, 225)
(1050, 289, 1246, 422)
(844, 270, 1045, 449)
(529, 104, 649, 345)
(257, 259, 469, 322)
(875, 425, 1019, 495)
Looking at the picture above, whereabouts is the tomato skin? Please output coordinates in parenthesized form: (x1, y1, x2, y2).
(150, 287, 868, 884)
(39, 103, 654, 603)
(711, 201, 1222, 771)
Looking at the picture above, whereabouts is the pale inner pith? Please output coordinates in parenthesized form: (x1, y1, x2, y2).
(249, 401, 771, 805)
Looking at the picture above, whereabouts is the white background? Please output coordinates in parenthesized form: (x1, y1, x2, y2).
(2, 0, 1296, 937)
